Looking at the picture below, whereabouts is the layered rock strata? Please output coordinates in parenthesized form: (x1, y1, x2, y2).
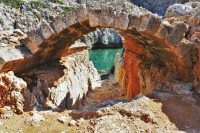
(20, 44, 101, 110)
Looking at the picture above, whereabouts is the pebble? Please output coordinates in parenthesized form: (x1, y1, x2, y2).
(78, 118, 84, 123)
(57, 115, 68, 124)
(0, 120, 3, 126)
(68, 120, 77, 126)
(0, 43, 7, 47)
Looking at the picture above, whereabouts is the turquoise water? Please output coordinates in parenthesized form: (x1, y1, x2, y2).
(89, 48, 122, 71)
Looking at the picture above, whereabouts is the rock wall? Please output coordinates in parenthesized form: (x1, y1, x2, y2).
(165, 1, 200, 93)
(0, 71, 27, 114)
(114, 53, 126, 90)
(21, 48, 101, 110)
(0, 44, 101, 112)
(81, 28, 122, 49)
(114, 1, 200, 97)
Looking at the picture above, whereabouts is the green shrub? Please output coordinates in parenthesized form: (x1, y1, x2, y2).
(61, 6, 76, 12)
(30, 0, 50, 9)
(50, 0, 64, 4)
(2, 0, 24, 8)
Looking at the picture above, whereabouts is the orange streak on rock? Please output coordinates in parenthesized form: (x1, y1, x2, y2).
(194, 46, 200, 86)
(124, 40, 143, 99)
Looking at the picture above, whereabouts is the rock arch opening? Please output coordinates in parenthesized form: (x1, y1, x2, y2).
(0, 4, 196, 109)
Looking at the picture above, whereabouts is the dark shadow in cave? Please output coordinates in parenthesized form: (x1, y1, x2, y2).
(20, 60, 66, 111)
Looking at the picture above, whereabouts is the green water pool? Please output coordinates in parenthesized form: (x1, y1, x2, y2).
(89, 48, 122, 71)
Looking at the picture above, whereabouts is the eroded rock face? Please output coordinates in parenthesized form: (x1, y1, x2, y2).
(21, 48, 101, 110)
(164, 2, 200, 93)
(81, 28, 123, 49)
(0, 71, 27, 114)
(165, 1, 200, 24)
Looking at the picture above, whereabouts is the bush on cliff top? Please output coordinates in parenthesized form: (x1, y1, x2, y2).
(2, 0, 24, 8)
(50, 0, 64, 4)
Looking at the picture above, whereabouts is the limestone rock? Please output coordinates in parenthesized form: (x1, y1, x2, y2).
(26, 112, 45, 126)
(132, 0, 189, 16)
(0, 71, 27, 114)
(57, 115, 68, 123)
(69, 120, 77, 126)
(165, 2, 200, 26)
(81, 28, 123, 49)
(0, 120, 3, 126)
(165, 3, 193, 18)
(21, 49, 101, 110)
(71, 96, 178, 132)
(0, 1, 123, 49)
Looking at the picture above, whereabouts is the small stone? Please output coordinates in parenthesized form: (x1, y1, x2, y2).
(13, 29, 25, 36)
(0, 120, 4, 126)
(26, 112, 45, 125)
(0, 108, 5, 114)
(0, 43, 7, 47)
(68, 120, 77, 126)
(57, 115, 68, 124)
(9, 36, 19, 43)
(78, 118, 84, 123)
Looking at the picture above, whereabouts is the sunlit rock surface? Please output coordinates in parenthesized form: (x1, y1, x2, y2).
(21, 45, 101, 110)
(0, 71, 27, 114)
(132, 0, 189, 15)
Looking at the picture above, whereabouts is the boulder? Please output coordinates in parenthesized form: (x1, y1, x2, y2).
(132, 0, 189, 16)
(0, 71, 27, 114)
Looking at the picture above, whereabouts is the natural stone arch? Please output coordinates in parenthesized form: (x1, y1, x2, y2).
(0, 4, 190, 98)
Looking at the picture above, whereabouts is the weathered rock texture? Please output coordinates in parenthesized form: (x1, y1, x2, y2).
(164, 1, 200, 92)
(0, 0, 199, 104)
(0, 71, 27, 114)
(0, 1, 122, 48)
(165, 2, 200, 26)
(81, 28, 122, 48)
(21, 46, 101, 110)
(132, 0, 189, 15)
